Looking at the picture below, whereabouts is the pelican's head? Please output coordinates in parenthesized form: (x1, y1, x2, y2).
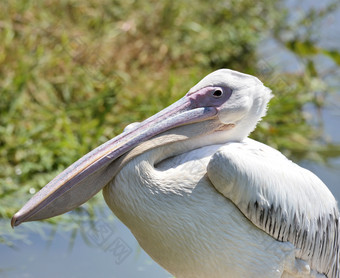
(11, 69, 272, 227)
(187, 69, 272, 140)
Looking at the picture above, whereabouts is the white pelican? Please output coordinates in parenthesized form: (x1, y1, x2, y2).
(12, 69, 339, 278)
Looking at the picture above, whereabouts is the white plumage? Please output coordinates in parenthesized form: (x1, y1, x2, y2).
(12, 69, 340, 278)
(104, 137, 338, 278)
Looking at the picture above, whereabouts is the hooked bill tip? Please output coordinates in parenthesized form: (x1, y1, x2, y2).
(11, 214, 21, 228)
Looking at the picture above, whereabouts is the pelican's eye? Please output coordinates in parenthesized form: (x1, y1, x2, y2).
(212, 89, 223, 98)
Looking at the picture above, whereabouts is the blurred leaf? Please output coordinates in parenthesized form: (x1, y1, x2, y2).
(322, 49, 340, 66)
(285, 39, 319, 56)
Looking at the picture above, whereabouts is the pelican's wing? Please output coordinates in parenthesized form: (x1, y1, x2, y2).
(207, 138, 339, 278)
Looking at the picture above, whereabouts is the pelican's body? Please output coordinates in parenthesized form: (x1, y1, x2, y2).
(12, 69, 339, 278)
(105, 140, 296, 278)
(105, 137, 338, 278)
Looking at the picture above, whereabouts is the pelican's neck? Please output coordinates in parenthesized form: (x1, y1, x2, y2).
(126, 121, 250, 171)
(110, 119, 223, 174)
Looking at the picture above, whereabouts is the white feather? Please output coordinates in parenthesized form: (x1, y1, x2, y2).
(208, 138, 339, 277)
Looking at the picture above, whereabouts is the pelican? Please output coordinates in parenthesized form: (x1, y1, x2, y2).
(12, 69, 339, 278)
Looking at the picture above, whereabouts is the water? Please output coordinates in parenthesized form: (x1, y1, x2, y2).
(1, 2, 340, 278)
(0, 212, 171, 278)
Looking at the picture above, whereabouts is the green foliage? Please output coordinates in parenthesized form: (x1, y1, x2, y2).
(0, 0, 339, 244)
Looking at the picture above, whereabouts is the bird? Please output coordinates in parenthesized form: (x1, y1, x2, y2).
(11, 69, 339, 278)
